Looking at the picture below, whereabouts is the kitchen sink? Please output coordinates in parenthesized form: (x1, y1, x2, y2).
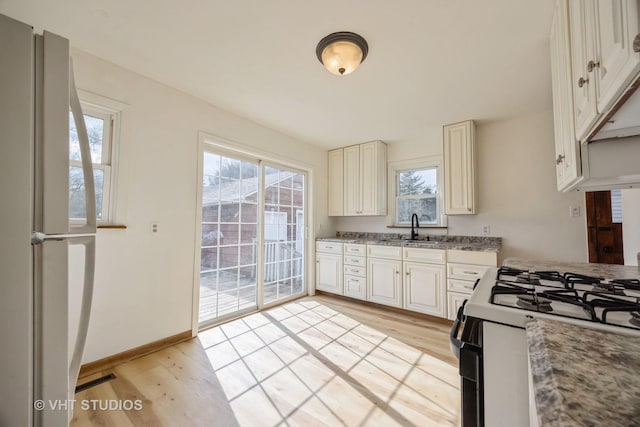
(375, 238, 441, 245)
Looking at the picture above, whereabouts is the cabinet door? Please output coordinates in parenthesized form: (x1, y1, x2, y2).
(593, 0, 640, 113)
(327, 149, 344, 216)
(570, 0, 600, 141)
(343, 145, 360, 215)
(447, 291, 469, 321)
(316, 253, 343, 294)
(550, 0, 581, 190)
(359, 141, 385, 215)
(444, 121, 476, 214)
(344, 275, 367, 300)
(367, 258, 402, 307)
(404, 262, 446, 317)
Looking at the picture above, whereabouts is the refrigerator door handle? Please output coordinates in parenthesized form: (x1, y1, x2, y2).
(67, 235, 95, 402)
(69, 59, 97, 234)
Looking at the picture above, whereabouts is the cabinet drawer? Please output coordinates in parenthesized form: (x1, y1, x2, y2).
(344, 275, 367, 300)
(316, 241, 344, 255)
(344, 265, 366, 277)
(344, 244, 366, 256)
(447, 263, 490, 281)
(447, 278, 476, 294)
(367, 244, 402, 260)
(403, 247, 445, 264)
(447, 250, 497, 266)
(344, 255, 366, 267)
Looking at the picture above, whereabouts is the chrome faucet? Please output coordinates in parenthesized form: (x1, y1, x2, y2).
(410, 213, 419, 240)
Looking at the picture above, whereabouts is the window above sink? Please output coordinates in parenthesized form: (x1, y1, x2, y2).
(387, 156, 446, 228)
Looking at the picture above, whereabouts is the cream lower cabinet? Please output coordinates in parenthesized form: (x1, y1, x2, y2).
(367, 245, 402, 307)
(403, 247, 446, 317)
(343, 244, 366, 300)
(315, 242, 344, 294)
(446, 249, 497, 320)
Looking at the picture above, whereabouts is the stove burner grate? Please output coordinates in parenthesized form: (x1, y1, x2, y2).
(564, 272, 602, 289)
(592, 282, 626, 295)
(611, 279, 640, 292)
(516, 294, 553, 312)
(630, 312, 640, 328)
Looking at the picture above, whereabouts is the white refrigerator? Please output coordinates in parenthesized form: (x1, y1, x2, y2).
(0, 14, 97, 426)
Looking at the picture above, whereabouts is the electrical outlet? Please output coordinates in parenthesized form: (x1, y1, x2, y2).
(570, 206, 580, 217)
(150, 221, 159, 234)
(482, 225, 490, 235)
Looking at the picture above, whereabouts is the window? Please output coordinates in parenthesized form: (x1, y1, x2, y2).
(389, 157, 445, 227)
(611, 189, 623, 223)
(69, 102, 119, 223)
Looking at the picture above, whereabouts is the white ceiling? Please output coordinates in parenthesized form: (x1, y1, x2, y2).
(1, 0, 556, 149)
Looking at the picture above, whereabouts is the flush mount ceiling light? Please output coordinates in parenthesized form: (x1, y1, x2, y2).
(316, 31, 368, 76)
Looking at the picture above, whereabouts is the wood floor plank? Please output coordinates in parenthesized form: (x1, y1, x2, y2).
(71, 295, 460, 426)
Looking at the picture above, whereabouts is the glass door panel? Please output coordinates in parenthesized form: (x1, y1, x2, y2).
(263, 166, 306, 305)
(199, 152, 259, 324)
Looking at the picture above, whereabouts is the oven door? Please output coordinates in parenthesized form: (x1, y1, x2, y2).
(450, 301, 484, 427)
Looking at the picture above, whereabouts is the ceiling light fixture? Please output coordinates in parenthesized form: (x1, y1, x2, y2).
(316, 31, 368, 76)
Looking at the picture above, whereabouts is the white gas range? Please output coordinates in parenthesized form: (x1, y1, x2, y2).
(451, 265, 640, 427)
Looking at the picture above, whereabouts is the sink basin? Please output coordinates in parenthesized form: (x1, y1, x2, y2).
(375, 238, 441, 245)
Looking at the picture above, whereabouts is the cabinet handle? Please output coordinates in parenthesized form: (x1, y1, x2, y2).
(405, 271, 410, 276)
(556, 154, 565, 165)
(325, 246, 333, 249)
(316, 260, 319, 264)
(578, 77, 588, 88)
(586, 60, 599, 72)
(463, 271, 478, 275)
(634, 33, 640, 53)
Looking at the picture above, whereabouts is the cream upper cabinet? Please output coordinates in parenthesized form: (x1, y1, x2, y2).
(359, 141, 386, 215)
(569, 0, 600, 140)
(327, 149, 344, 216)
(343, 145, 360, 215)
(328, 141, 386, 216)
(568, 0, 640, 141)
(550, 0, 582, 191)
(593, 0, 640, 114)
(444, 120, 476, 215)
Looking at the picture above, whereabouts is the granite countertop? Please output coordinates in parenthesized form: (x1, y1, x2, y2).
(526, 319, 640, 426)
(504, 257, 640, 280)
(316, 232, 501, 253)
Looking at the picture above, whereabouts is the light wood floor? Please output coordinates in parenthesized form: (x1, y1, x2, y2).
(71, 295, 461, 426)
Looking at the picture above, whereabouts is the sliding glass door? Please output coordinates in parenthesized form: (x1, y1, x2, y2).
(263, 165, 305, 304)
(198, 148, 307, 326)
(199, 152, 259, 324)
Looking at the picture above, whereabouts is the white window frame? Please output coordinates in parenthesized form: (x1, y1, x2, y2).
(70, 91, 125, 225)
(387, 156, 447, 228)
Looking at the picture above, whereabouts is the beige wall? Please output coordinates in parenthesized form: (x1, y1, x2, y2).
(69, 49, 328, 363)
(336, 111, 589, 264)
(622, 188, 640, 265)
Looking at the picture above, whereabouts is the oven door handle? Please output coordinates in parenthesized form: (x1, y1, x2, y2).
(449, 300, 467, 358)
